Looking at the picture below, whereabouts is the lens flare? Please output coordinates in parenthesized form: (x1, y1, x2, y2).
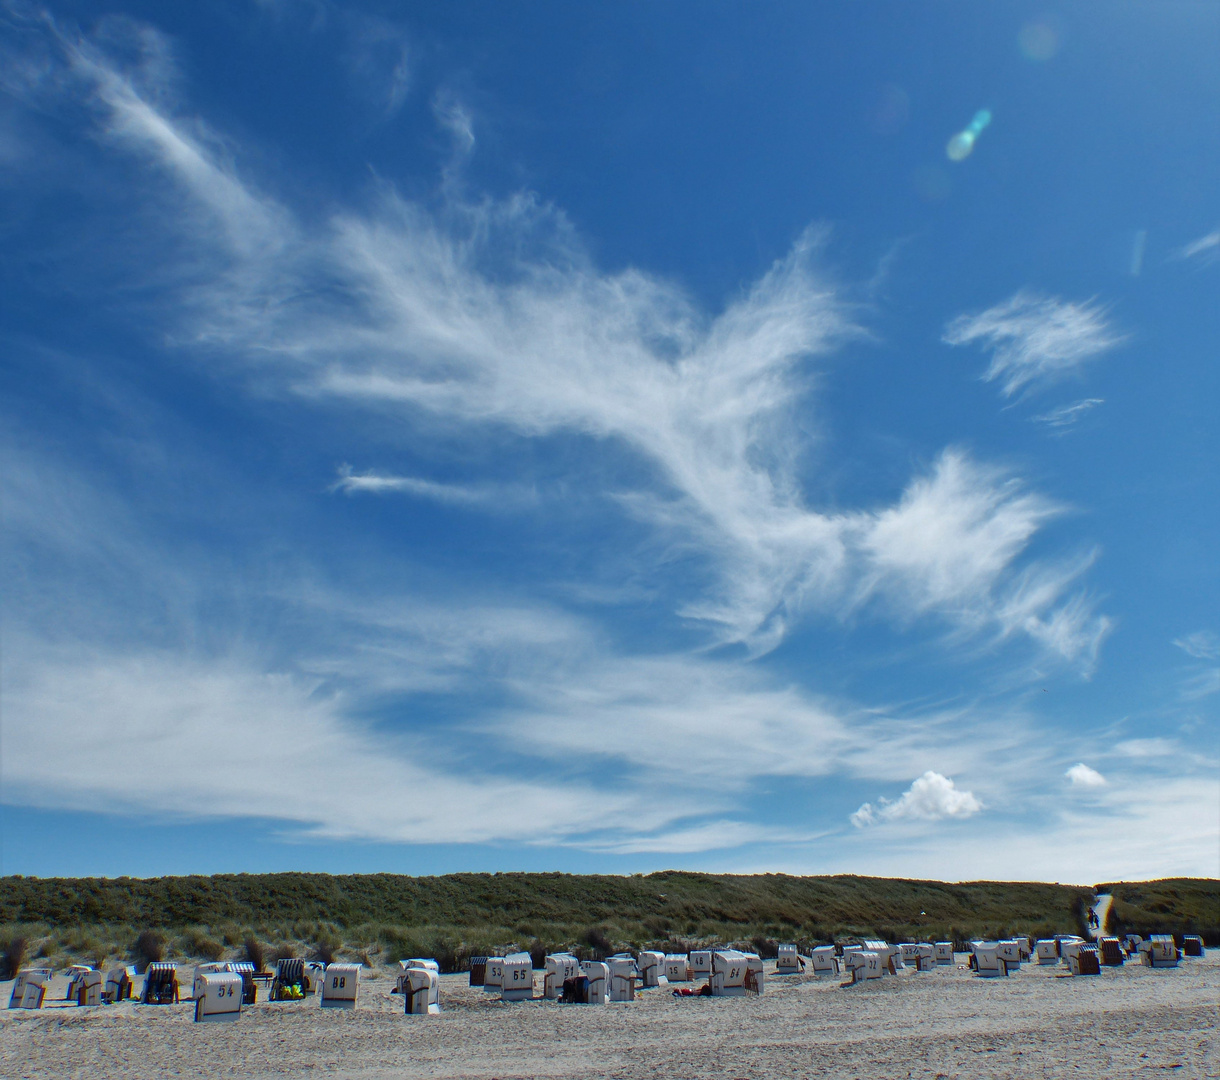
(946, 109, 991, 162)
(868, 83, 910, 135)
(1018, 20, 1061, 62)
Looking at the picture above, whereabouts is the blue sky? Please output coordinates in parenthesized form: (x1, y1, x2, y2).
(2, 0, 1217, 883)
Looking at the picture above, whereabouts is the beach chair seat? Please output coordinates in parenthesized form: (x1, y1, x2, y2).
(142, 963, 180, 1004)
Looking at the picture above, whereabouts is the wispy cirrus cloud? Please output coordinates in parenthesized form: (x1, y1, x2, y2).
(342, 12, 411, 118)
(15, 18, 1109, 662)
(1173, 631, 1220, 701)
(944, 291, 1123, 397)
(1, 636, 704, 846)
(329, 464, 533, 509)
(251, 0, 411, 119)
(1032, 397, 1104, 429)
(432, 89, 474, 156)
(850, 771, 983, 828)
(1177, 228, 1219, 264)
(0, 435, 1036, 853)
(1174, 630, 1220, 660)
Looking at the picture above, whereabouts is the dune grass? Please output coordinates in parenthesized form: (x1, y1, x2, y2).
(1098, 878, 1219, 942)
(0, 872, 1214, 973)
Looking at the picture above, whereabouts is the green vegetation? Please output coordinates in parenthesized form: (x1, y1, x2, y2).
(0, 872, 1213, 973)
(1099, 878, 1220, 943)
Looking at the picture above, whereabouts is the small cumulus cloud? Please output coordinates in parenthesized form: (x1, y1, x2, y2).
(851, 771, 982, 827)
(944, 291, 1123, 397)
(1065, 762, 1106, 787)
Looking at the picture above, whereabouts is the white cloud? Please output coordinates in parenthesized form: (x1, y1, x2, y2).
(1181, 668, 1220, 701)
(1173, 632, 1220, 701)
(344, 15, 411, 117)
(850, 771, 983, 827)
(1114, 738, 1177, 759)
(0, 640, 690, 845)
(853, 454, 1110, 667)
(329, 464, 529, 508)
(760, 774, 1220, 882)
(944, 291, 1123, 397)
(3, 435, 1028, 850)
(857, 450, 1056, 617)
(61, 30, 289, 257)
(1178, 229, 1219, 263)
(1174, 630, 1220, 660)
(579, 820, 826, 856)
(1065, 762, 1106, 787)
(1032, 398, 1104, 429)
(3, 20, 1112, 671)
(432, 90, 474, 156)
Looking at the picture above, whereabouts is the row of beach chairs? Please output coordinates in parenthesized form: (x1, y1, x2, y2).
(7, 933, 1205, 1018)
(468, 949, 765, 1003)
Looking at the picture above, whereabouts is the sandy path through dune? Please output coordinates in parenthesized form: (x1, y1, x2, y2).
(2, 954, 1216, 1079)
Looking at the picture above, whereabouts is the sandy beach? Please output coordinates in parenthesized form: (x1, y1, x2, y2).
(2, 954, 1216, 1079)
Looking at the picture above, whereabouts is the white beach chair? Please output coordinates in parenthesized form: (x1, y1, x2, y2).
(663, 954, 690, 982)
(75, 969, 104, 1006)
(903, 943, 936, 971)
(64, 965, 93, 1001)
(745, 953, 765, 994)
(500, 953, 533, 1001)
(580, 961, 608, 1004)
(971, 944, 1008, 978)
(709, 950, 749, 996)
(104, 966, 134, 1002)
(320, 963, 360, 1009)
(637, 950, 665, 988)
(8, 969, 51, 1009)
(689, 950, 713, 979)
(607, 956, 636, 1001)
(775, 944, 803, 974)
(810, 945, 838, 975)
(403, 967, 441, 1014)
(544, 954, 581, 999)
(482, 957, 505, 993)
(1138, 936, 1179, 968)
(1034, 939, 1058, 964)
(194, 971, 242, 1022)
(844, 951, 883, 983)
(996, 940, 1022, 969)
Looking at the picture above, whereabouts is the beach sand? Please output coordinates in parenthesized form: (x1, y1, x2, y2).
(2, 954, 1216, 1079)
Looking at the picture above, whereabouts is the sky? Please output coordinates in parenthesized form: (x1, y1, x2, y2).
(1, 0, 1217, 884)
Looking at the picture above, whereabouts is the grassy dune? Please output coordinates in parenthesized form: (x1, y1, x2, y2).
(1098, 878, 1220, 942)
(1, 872, 1215, 974)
